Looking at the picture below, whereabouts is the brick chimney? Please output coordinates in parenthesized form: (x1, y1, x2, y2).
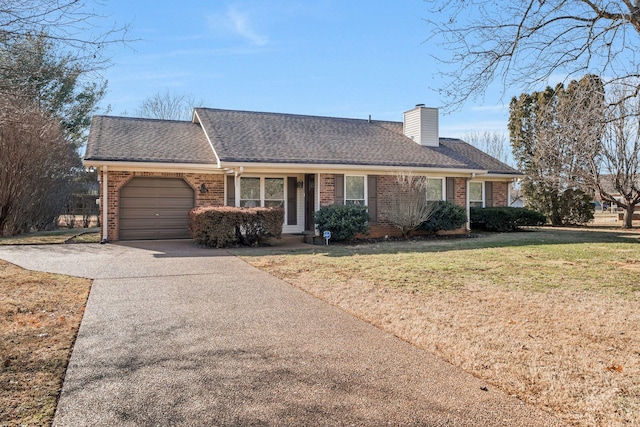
(403, 104, 439, 147)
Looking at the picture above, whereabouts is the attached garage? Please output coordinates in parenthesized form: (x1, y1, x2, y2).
(119, 178, 195, 240)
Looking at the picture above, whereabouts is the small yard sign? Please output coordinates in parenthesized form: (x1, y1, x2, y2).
(323, 230, 331, 245)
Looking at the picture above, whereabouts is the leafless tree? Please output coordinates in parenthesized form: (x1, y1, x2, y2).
(136, 90, 204, 121)
(583, 85, 640, 228)
(385, 172, 438, 239)
(463, 130, 511, 166)
(425, 1, 640, 111)
(0, 96, 80, 235)
(0, 0, 129, 76)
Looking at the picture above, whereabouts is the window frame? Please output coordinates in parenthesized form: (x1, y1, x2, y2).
(344, 175, 367, 206)
(239, 176, 286, 209)
(469, 181, 484, 208)
(425, 177, 445, 201)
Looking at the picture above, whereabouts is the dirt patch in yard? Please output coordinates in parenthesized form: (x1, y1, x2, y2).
(0, 260, 91, 426)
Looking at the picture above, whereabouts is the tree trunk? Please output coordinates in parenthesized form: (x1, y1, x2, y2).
(623, 205, 635, 229)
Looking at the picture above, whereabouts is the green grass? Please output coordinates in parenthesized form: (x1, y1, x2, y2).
(239, 227, 640, 426)
(238, 228, 640, 296)
(0, 228, 100, 245)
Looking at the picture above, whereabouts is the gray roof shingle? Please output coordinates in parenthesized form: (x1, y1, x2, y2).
(195, 108, 518, 173)
(85, 116, 217, 164)
(85, 108, 519, 175)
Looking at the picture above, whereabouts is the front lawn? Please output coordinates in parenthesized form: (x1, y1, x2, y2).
(238, 228, 640, 427)
(0, 228, 100, 245)
(0, 260, 91, 426)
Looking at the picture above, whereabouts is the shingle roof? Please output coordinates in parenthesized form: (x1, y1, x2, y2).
(85, 116, 217, 164)
(85, 108, 520, 175)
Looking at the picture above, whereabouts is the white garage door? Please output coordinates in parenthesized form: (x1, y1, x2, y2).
(119, 178, 194, 240)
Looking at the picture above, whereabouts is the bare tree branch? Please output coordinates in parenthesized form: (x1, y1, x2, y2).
(425, 0, 640, 111)
(136, 90, 205, 121)
(385, 172, 438, 238)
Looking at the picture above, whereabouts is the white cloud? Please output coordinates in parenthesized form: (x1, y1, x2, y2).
(207, 5, 268, 46)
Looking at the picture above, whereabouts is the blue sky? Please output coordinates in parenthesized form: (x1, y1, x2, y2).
(95, 0, 510, 138)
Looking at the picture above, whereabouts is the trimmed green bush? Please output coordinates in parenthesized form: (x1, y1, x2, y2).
(419, 201, 467, 233)
(557, 188, 594, 225)
(314, 204, 370, 241)
(189, 206, 284, 248)
(470, 207, 546, 232)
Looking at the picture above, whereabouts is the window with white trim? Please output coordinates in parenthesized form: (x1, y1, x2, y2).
(240, 177, 285, 208)
(345, 175, 365, 205)
(264, 178, 284, 208)
(469, 181, 484, 208)
(426, 178, 444, 201)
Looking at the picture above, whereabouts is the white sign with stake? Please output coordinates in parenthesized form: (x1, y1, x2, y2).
(323, 230, 331, 245)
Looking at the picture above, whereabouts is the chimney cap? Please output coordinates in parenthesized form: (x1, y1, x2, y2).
(415, 103, 425, 108)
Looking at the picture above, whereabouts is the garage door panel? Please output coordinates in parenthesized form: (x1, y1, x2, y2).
(120, 198, 194, 210)
(119, 177, 194, 240)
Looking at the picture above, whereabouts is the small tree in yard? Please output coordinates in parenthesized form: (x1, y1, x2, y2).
(386, 172, 438, 239)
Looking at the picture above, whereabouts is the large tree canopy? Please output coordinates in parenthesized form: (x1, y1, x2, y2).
(508, 75, 605, 225)
(0, 34, 106, 148)
(425, 0, 640, 110)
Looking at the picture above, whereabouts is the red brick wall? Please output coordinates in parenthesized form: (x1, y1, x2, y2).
(101, 170, 224, 241)
(491, 181, 508, 207)
(319, 174, 335, 207)
(453, 177, 467, 207)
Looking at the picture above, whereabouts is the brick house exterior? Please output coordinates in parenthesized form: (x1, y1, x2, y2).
(86, 106, 521, 241)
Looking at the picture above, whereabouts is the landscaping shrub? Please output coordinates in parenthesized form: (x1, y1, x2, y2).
(189, 206, 284, 248)
(419, 201, 467, 233)
(557, 188, 595, 225)
(314, 204, 370, 241)
(470, 207, 546, 232)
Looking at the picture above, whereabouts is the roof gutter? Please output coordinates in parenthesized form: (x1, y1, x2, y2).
(218, 161, 487, 176)
(82, 160, 224, 173)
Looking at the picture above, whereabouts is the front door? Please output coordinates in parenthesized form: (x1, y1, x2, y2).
(304, 174, 315, 232)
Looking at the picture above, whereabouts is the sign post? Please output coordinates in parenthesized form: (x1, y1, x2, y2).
(323, 230, 331, 245)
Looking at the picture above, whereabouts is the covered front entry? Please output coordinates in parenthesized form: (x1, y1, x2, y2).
(119, 177, 195, 240)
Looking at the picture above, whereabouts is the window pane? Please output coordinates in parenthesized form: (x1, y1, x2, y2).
(426, 178, 443, 201)
(469, 182, 483, 202)
(265, 178, 284, 201)
(240, 177, 260, 207)
(346, 176, 365, 201)
(265, 200, 284, 208)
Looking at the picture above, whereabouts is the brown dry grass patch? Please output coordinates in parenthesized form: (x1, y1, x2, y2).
(0, 260, 91, 426)
(239, 229, 640, 426)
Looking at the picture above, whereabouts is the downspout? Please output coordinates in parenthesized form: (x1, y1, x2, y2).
(466, 173, 474, 231)
(101, 165, 108, 243)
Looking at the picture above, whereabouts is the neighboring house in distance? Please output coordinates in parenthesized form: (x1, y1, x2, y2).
(84, 105, 521, 242)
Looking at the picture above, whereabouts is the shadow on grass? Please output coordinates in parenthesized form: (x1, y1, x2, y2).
(235, 227, 640, 258)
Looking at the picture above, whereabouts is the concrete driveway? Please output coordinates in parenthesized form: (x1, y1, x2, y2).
(0, 241, 564, 426)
